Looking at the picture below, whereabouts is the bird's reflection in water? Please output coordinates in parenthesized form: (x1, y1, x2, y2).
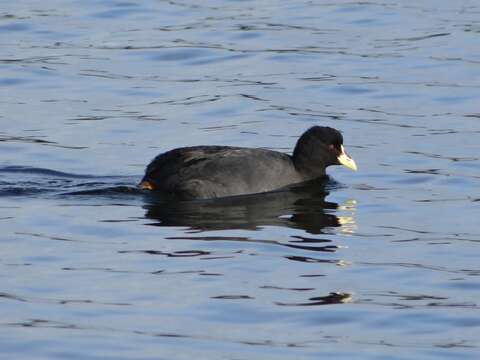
(142, 179, 357, 306)
(142, 178, 356, 235)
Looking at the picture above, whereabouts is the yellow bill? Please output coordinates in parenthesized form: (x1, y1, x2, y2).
(337, 145, 357, 171)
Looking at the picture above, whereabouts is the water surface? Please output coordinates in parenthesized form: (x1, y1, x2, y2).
(1, 1, 480, 359)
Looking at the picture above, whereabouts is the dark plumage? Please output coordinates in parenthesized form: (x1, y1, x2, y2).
(140, 126, 357, 199)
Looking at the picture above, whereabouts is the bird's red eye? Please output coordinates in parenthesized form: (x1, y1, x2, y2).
(329, 143, 341, 152)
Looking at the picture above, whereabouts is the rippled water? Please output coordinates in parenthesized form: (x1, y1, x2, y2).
(1, 1, 480, 359)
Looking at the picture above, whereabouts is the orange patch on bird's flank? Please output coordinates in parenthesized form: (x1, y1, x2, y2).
(139, 181, 154, 190)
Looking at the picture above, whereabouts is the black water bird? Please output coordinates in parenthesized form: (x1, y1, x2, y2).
(139, 126, 357, 199)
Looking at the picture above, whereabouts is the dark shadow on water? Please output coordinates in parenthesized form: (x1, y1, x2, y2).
(142, 178, 344, 234)
(275, 292, 353, 306)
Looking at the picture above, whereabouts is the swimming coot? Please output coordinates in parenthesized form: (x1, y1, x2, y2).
(139, 126, 357, 199)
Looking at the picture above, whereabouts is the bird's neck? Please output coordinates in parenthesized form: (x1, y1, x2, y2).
(292, 152, 327, 180)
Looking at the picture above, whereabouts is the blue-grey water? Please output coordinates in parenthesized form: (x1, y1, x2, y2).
(1, 1, 480, 359)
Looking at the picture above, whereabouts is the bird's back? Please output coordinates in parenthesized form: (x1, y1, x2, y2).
(142, 146, 303, 199)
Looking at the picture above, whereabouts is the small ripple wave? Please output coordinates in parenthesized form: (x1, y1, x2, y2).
(0, 165, 140, 198)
